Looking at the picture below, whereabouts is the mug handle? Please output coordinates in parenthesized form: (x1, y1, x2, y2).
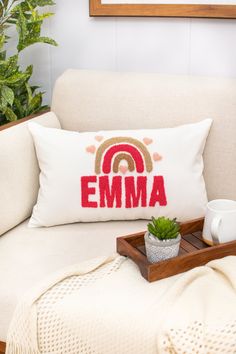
(211, 216, 222, 244)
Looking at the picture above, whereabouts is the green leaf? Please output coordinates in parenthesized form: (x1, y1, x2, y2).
(12, 0, 55, 11)
(1, 85, 14, 105)
(0, 51, 6, 60)
(20, 36, 57, 50)
(27, 92, 42, 114)
(4, 106, 18, 121)
(0, 34, 5, 50)
(30, 85, 40, 93)
(30, 0, 55, 7)
(13, 97, 25, 118)
(6, 18, 17, 24)
(4, 72, 29, 86)
(37, 12, 54, 20)
(25, 64, 33, 76)
(148, 216, 180, 240)
(36, 104, 48, 112)
(4, 54, 19, 77)
(27, 21, 41, 38)
(0, 95, 8, 110)
(16, 7, 28, 51)
(25, 82, 32, 103)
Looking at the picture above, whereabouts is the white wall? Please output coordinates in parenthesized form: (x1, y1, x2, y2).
(19, 0, 236, 104)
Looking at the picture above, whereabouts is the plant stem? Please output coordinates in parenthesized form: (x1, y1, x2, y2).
(0, 0, 17, 27)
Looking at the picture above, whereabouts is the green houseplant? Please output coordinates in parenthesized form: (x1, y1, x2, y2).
(145, 216, 181, 263)
(0, 0, 57, 126)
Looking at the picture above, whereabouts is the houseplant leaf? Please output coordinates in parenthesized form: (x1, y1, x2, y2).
(4, 106, 18, 121)
(27, 91, 42, 114)
(1, 85, 14, 106)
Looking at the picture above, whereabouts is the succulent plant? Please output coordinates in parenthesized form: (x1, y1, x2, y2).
(147, 216, 180, 241)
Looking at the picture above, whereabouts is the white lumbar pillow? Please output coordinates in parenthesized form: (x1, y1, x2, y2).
(28, 119, 212, 227)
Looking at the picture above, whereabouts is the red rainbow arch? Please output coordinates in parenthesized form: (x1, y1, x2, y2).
(102, 144, 144, 174)
(95, 137, 153, 175)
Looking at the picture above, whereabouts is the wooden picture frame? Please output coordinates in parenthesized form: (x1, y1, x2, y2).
(90, 0, 236, 18)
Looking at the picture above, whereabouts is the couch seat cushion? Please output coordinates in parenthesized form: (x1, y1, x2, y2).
(0, 219, 147, 342)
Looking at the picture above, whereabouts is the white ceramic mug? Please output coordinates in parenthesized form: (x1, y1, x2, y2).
(202, 199, 236, 245)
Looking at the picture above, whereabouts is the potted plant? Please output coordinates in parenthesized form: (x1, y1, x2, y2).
(145, 216, 181, 263)
(0, 0, 57, 126)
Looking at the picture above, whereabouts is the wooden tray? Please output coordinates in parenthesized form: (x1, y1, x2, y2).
(117, 218, 236, 282)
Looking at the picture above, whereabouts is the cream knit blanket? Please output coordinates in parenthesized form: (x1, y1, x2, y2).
(6, 255, 236, 354)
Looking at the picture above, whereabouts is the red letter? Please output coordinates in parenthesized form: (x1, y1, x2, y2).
(99, 176, 122, 208)
(125, 176, 147, 208)
(149, 176, 167, 207)
(81, 176, 97, 208)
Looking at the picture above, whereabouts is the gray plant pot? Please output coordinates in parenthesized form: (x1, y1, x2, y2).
(144, 232, 181, 263)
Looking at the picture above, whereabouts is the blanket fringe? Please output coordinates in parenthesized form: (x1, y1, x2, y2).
(6, 342, 39, 354)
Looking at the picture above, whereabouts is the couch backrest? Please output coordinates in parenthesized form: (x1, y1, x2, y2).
(0, 112, 60, 236)
(52, 69, 236, 202)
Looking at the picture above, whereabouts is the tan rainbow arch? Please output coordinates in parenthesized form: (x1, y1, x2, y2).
(95, 137, 153, 175)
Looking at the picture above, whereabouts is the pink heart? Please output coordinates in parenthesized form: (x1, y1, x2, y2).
(95, 135, 103, 142)
(153, 153, 162, 161)
(86, 145, 96, 154)
(119, 165, 128, 174)
(143, 137, 153, 145)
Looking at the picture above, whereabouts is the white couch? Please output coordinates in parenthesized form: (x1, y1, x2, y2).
(0, 70, 236, 346)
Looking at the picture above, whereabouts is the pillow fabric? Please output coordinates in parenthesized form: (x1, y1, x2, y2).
(0, 112, 61, 236)
(28, 119, 212, 227)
